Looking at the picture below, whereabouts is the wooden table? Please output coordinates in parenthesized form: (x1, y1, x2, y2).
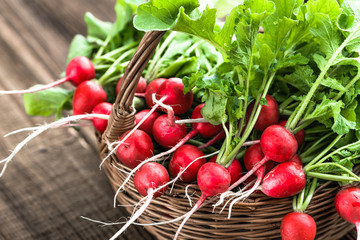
(0, 1, 153, 239)
(0, 1, 357, 239)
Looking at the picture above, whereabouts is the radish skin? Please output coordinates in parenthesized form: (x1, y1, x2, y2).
(72, 81, 107, 115)
(280, 212, 316, 240)
(335, 186, 360, 240)
(261, 161, 306, 198)
(209, 155, 242, 185)
(135, 109, 160, 137)
(110, 162, 169, 239)
(116, 76, 147, 95)
(246, 95, 279, 131)
(145, 78, 166, 108)
(169, 145, 205, 183)
(116, 129, 154, 169)
(174, 162, 231, 239)
(91, 102, 113, 133)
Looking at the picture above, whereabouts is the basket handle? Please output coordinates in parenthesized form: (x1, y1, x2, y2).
(102, 31, 166, 143)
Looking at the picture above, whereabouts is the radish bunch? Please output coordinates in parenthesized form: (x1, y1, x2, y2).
(5, 1, 360, 239)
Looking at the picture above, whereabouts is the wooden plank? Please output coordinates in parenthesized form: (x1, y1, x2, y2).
(0, 0, 155, 239)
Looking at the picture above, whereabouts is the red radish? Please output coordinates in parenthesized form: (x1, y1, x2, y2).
(145, 78, 166, 108)
(66, 56, 96, 86)
(152, 115, 187, 149)
(246, 95, 279, 131)
(261, 161, 306, 198)
(279, 120, 305, 146)
(209, 155, 242, 185)
(135, 109, 160, 137)
(156, 77, 193, 115)
(281, 212, 316, 240)
(174, 162, 231, 239)
(133, 162, 169, 198)
(260, 125, 298, 162)
(72, 81, 107, 115)
(155, 103, 222, 155)
(191, 103, 223, 138)
(224, 144, 273, 206)
(110, 162, 169, 240)
(287, 154, 303, 166)
(91, 102, 112, 133)
(169, 145, 205, 183)
(116, 76, 147, 96)
(335, 186, 360, 239)
(228, 125, 298, 191)
(116, 129, 153, 169)
(0, 56, 95, 95)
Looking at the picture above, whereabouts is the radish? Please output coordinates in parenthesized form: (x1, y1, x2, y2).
(116, 76, 147, 96)
(91, 102, 112, 133)
(144, 78, 166, 108)
(209, 155, 242, 185)
(110, 162, 169, 240)
(246, 95, 279, 131)
(72, 81, 107, 115)
(155, 77, 193, 115)
(216, 144, 273, 213)
(168, 145, 205, 183)
(135, 109, 160, 137)
(228, 125, 298, 191)
(261, 161, 306, 198)
(279, 120, 305, 146)
(242, 143, 274, 194)
(190, 103, 223, 138)
(0, 56, 95, 95)
(280, 212, 316, 240)
(152, 115, 188, 149)
(287, 154, 303, 166)
(335, 186, 360, 239)
(174, 162, 231, 239)
(116, 129, 153, 169)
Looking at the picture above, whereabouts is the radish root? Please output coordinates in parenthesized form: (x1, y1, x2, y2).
(0, 113, 109, 177)
(100, 95, 166, 168)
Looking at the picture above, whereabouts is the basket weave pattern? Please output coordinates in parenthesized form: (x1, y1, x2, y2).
(98, 31, 357, 239)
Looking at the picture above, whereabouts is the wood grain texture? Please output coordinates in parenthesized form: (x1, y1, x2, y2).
(0, 0, 153, 239)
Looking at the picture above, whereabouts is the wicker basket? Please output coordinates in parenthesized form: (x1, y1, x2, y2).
(97, 31, 358, 239)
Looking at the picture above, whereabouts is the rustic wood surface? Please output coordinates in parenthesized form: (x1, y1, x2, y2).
(0, 0, 154, 239)
(0, 0, 356, 240)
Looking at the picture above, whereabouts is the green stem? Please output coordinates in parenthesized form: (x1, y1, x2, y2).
(237, 60, 251, 137)
(97, 41, 139, 60)
(299, 132, 333, 160)
(335, 73, 360, 100)
(304, 134, 343, 170)
(98, 48, 136, 85)
(279, 108, 293, 116)
(221, 71, 276, 166)
(300, 178, 318, 212)
(307, 172, 359, 182)
(145, 31, 177, 80)
(287, 23, 360, 130)
(293, 120, 313, 134)
(297, 186, 306, 212)
(305, 163, 360, 181)
(292, 195, 298, 212)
